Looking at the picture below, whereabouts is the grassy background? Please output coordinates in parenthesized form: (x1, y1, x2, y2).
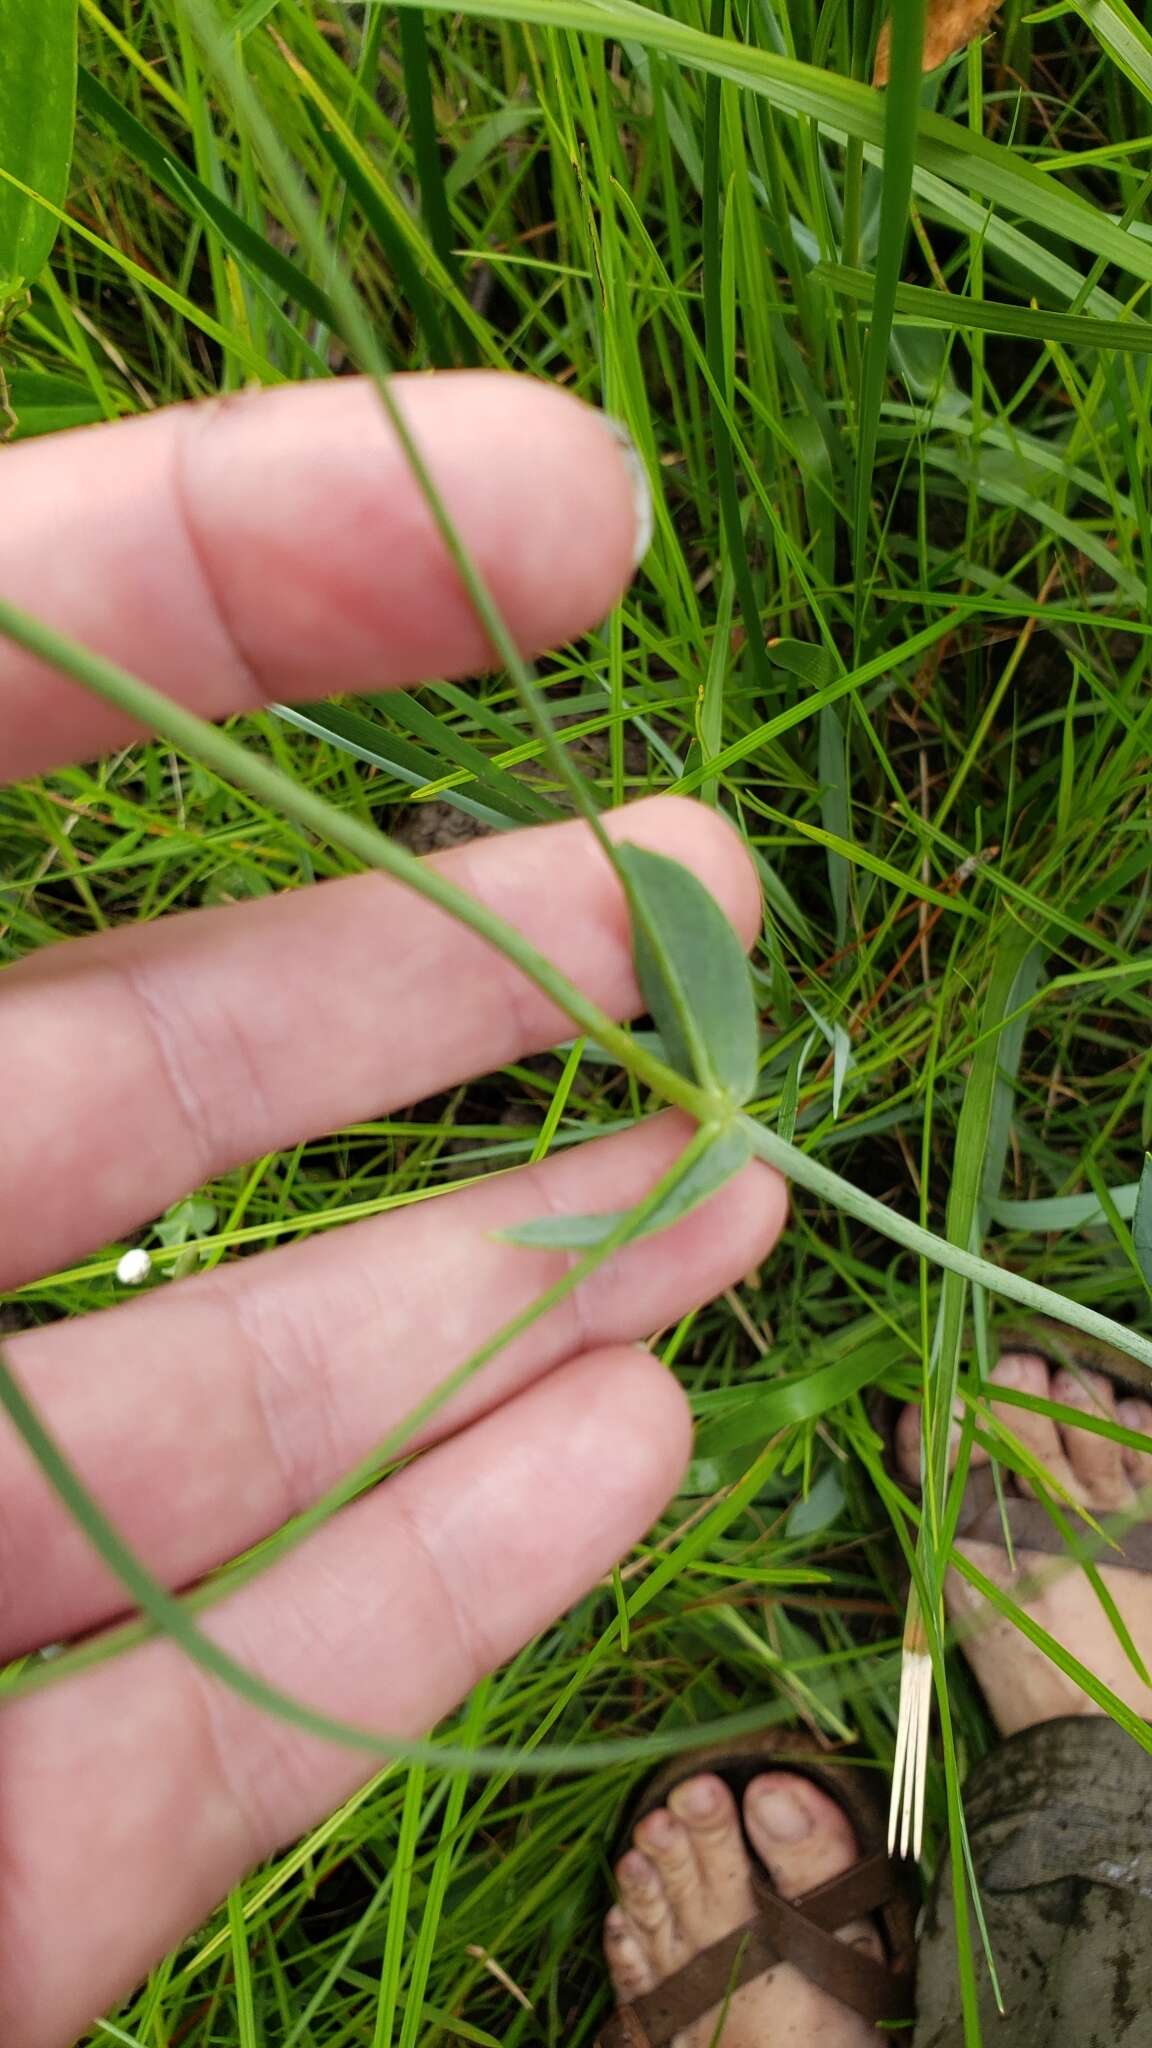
(3, 0, 1151, 2040)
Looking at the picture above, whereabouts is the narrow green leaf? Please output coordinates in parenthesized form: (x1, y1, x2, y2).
(397, 7, 458, 280)
(701, 0, 770, 695)
(852, 0, 927, 642)
(231, 0, 284, 35)
(987, 1184, 1141, 1232)
(694, 1340, 896, 1460)
(398, 1, 1152, 296)
(786, 1465, 846, 1538)
(1135, 1155, 1152, 1291)
(616, 842, 761, 1104)
(818, 263, 1152, 355)
(299, 101, 455, 367)
(501, 1124, 752, 1249)
(1074, 0, 1152, 102)
(272, 702, 539, 833)
(0, 0, 77, 287)
(76, 68, 339, 333)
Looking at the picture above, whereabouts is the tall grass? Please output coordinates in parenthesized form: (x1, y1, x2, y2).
(2, 0, 1151, 2041)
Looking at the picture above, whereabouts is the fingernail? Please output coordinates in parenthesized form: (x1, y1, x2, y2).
(601, 414, 654, 567)
(674, 1776, 721, 1819)
(753, 1784, 811, 1842)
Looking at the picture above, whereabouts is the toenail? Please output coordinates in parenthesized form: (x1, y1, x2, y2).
(995, 1352, 1043, 1387)
(674, 1777, 721, 1819)
(753, 1784, 812, 1842)
(642, 1810, 676, 1847)
(621, 1852, 656, 1889)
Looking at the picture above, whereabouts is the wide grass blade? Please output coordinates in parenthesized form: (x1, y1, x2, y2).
(0, 0, 77, 288)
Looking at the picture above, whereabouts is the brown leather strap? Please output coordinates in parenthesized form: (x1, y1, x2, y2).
(597, 1856, 912, 2046)
(597, 2005, 651, 2048)
(957, 1463, 1152, 1570)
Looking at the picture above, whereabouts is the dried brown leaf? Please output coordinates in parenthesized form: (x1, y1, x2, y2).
(873, 0, 999, 85)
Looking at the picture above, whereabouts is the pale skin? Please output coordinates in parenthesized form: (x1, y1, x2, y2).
(605, 1354, 1152, 2048)
(0, 372, 795, 2047)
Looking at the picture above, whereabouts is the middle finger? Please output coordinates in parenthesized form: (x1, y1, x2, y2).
(1, 797, 756, 1288)
(1, 1113, 785, 1653)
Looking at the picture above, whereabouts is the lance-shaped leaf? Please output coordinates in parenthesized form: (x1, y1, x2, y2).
(616, 843, 761, 1105)
(501, 1124, 753, 1251)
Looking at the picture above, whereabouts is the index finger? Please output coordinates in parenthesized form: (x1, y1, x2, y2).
(0, 373, 648, 783)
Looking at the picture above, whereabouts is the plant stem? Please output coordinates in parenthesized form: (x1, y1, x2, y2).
(742, 1119, 1152, 1378)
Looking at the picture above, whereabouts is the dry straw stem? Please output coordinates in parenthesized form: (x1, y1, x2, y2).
(874, 0, 1000, 84)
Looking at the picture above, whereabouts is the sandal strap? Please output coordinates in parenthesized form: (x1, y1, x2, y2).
(958, 1464, 1152, 1570)
(597, 1852, 913, 2046)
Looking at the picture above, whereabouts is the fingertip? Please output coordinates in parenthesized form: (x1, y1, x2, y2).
(600, 1344, 695, 1504)
(606, 795, 763, 950)
(647, 1144, 786, 1301)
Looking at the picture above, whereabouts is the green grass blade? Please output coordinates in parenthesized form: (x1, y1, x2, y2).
(851, 0, 927, 643)
(0, 0, 77, 288)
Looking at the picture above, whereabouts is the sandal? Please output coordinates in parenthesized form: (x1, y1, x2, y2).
(596, 1730, 917, 2046)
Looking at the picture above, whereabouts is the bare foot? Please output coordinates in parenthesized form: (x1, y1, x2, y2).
(896, 1350, 1152, 1735)
(603, 1771, 883, 2046)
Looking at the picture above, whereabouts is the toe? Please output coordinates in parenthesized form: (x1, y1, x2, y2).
(604, 1905, 656, 2001)
(1116, 1399, 1152, 1492)
(1051, 1369, 1133, 1510)
(615, 1849, 680, 1975)
(896, 1396, 987, 1490)
(666, 1774, 757, 1941)
(633, 1806, 700, 1916)
(744, 1773, 885, 1962)
(988, 1353, 1085, 1503)
(894, 1402, 924, 1488)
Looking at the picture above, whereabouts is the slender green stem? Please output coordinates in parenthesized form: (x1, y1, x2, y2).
(742, 1119, 1152, 1379)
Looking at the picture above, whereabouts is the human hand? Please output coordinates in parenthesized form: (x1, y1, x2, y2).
(0, 373, 786, 2047)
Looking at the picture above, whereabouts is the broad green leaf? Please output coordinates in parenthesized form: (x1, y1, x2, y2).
(501, 1124, 752, 1250)
(154, 1196, 218, 1249)
(616, 843, 761, 1104)
(3, 369, 109, 438)
(1135, 1155, 1152, 1291)
(766, 639, 840, 689)
(786, 1465, 846, 1538)
(0, 0, 77, 287)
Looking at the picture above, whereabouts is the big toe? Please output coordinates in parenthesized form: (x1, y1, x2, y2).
(744, 1773, 885, 1962)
